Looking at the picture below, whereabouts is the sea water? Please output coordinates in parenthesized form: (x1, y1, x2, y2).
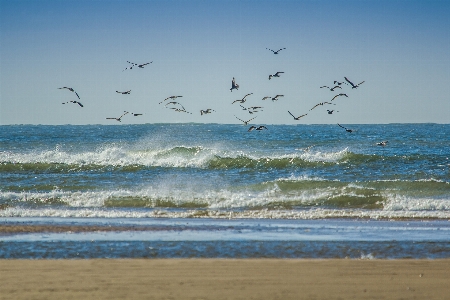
(1, 123, 449, 258)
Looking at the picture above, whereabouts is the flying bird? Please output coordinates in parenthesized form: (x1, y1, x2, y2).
(200, 109, 215, 115)
(62, 100, 83, 107)
(232, 93, 253, 104)
(159, 95, 183, 104)
(261, 96, 272, 101)
(248, 125, 268, 131)
(58, 87, 80, 99)
(130, 112, 142, 116)
(266, 48, 286, 54)
(320, 85, 342, 91)
(106, 111, 129, 122)
(337, 124, 354, 133)
(327, 110, 338, 114)
(288, 111, 308, 120)
(116, 90, 131, 94)
(235, 115, 257, 125)
(334, 81, 345, 86)
(344, 77, 365, 89)
(269, 72, 284, 80)
(230, 77, 239, 92)
(331, 93, 349, 101)
(271, 95, 284, 101)
(122, 61, 152, 71)
(165, 102, 192, 114)
(310, 101, 334, 111)
(377, 141, 388, 147)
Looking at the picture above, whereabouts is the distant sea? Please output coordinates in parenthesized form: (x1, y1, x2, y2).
(1, 123, 449, 258)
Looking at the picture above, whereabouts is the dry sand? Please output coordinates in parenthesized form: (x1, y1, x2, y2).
(1, 259, 449, 300)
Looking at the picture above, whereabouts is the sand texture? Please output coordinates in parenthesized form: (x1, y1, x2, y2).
(0, 259, 449, 300)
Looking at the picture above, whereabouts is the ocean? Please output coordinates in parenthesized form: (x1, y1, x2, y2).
(1, 123, 449, 258)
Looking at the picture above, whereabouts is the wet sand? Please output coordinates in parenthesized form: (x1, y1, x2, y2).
(0, 259, 449, 300)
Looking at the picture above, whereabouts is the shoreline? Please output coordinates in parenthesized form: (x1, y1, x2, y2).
(1, 259, 449, 300)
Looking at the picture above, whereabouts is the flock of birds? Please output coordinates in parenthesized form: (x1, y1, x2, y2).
(58, 47, 387, 146)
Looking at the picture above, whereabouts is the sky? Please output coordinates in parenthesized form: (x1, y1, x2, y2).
(1, 0, 449, 125)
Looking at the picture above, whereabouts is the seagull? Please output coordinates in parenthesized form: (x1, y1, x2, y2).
(235, 115, 257, 125)
(58, 87, 80, 99)
(327, 109, 338, 114)
(122, 61, 152, 71)
(62, 100, 83, 107)
(106, 111, 129, 122)
(159, 95, 183, 104)
(271, 95, 284, 101)
(344, 77, 365, 89)
(331, 93, 348, 101)
(320, 85, 342, 91)
(116, 90, 131, 94)
(169, 107, 192, 114)
(261, 96, 272, 101)
(130, 112, 142, 116)
(288, 111, 308, 120)
(200, 109, 215, 115)
(240, 105, 263, 114)
(310, 101, 335, 111)
(337, 123, 353, 133)
(165, 102, 192, 114)
(230, 77, 239, 92)
(247, 106, 264, 114)
(232, 93, 253, 104)
(266, 48, 286, 54)
(334, 81, 345, 86)
(248, 125, 268, 131)
(269, 72, 284, 80)
(377, 141, 388, 146)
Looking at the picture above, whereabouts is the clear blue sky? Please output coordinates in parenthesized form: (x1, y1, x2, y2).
(1, 0, 449, 125)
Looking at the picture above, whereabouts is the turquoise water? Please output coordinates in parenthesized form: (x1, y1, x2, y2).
(1, 123, 449, 258)
(1, 123, 449, 219)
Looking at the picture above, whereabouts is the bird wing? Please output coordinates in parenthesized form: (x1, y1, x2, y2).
(275, 72, 284, 76)
(344, 77, 355, 87)
(310, 103, 321, 110)
(288, 111, 296, 118)
(245, 116, 257, 123)
(76, 101, 83, 107)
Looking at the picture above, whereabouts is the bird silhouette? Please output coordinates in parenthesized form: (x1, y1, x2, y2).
(288, 111, 308, 120)
(58, 87, 80, 99)
(269, 72, 284, 80)
(310, 102, 334, 111)
(159, 96, 183, 104)
(266, 48, 286, 54)
(232, 93, 253, 104)
(327, 109, 338, 114)
(331, 93, 348, 101)
(106, 111, 129, 122)
(248, 125, 268, 131)
(320, 85, 342, 91)
(62, 100, 83, 107)
(200, 109, 215, 115)
(116, 90, 131, 94)
(123, 61, 152, 71)
(344, 77, 365, 89)
(337, 124, 354, 133)
(271, 95, 284, 101)
(230, 77, 239, 92)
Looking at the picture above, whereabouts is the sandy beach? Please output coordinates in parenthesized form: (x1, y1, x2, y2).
(0, 259, 449, 300)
